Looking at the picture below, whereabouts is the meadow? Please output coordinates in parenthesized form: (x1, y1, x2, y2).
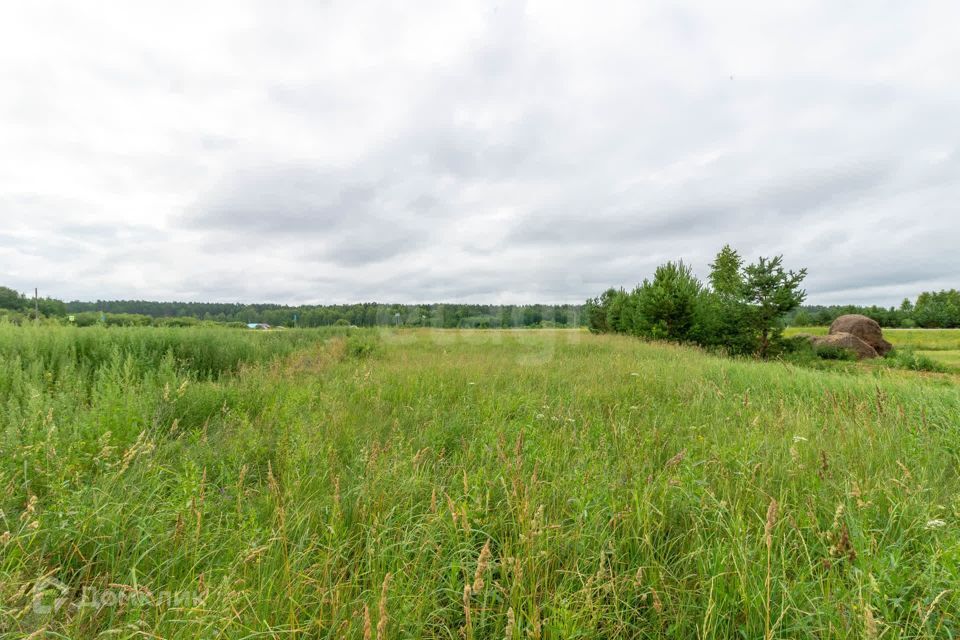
(1, 324, 959, 638)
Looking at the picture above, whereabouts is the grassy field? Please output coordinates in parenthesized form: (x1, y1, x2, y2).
(2, 325, 959, 638)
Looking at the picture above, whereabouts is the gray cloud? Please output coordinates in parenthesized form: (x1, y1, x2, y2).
(185, 166, 382, 234)
(1, 1, 959, 305)
(506, 159, 895, 248)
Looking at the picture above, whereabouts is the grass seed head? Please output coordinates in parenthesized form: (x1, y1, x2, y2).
(765, 498, 779, 549)
(664, 449, 686, 469)
(504, 607, 515, 639)
(377, 572, 392, 639)
(472, 540, 492, 593)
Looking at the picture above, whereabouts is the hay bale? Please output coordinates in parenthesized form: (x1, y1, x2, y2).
(811, 332, 879, 360)
(829, 314, 892, 356)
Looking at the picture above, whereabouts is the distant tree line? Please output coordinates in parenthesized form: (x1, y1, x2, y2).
(788, 289, 960, 328)
(0, 288, 583, 329)
(4, 282, 959, 330)
(0, 286, 67, 320)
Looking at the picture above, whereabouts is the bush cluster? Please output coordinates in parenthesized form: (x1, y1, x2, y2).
(586, 246, 807, 358)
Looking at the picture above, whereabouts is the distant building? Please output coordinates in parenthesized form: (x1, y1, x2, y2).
(246, 323, 272, 330)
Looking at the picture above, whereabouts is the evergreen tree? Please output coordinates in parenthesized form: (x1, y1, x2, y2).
(741, 256, 807, 357)
(708, 244, 744, 298)
(634, 261, 703, 341)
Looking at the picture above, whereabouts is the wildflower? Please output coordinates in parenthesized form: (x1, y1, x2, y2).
(792, 435, 808, 443)
(925, 519, 946, 529)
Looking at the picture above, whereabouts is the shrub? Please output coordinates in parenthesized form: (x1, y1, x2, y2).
(155, 316, 201, 328)
(883, 348, 947, 373)
(814, 344, 858, 361)
(634, 261, 703, 342)
(344, 333, 380, 359)
(689, 292, 757, 356)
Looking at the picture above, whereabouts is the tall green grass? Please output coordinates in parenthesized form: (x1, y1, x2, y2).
(1, 327, 958, 637)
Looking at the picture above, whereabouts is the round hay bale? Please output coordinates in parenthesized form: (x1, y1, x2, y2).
(812, 332, 879, 360)
(829, 314, 892, 356)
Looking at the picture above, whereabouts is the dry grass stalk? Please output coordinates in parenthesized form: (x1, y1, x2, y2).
(651, 587, 663, 613)
(377, 572, 392, 639)
(472, 540, 492, 593)
(765, 499, 779, 550)
(664, 449, 686, 469)
(764, 497, 779, 640)
(462, 583, 472, 636)
(864, 604, 878, 640)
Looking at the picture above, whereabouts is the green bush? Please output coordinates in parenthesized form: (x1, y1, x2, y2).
(154, 316, 201, 328)
(814, 344, 858, 361)
(780, 335, 818, 362)
(689, 292, 757, 356)
(883, 348, 947, 373)
(633, 261, 703, 341)
(345, 333, 380, 359)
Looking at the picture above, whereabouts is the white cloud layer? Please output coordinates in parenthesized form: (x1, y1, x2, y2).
(2, 1, 959, 305)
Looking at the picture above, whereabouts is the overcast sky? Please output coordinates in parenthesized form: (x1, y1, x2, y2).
(2, 2, 958, 306)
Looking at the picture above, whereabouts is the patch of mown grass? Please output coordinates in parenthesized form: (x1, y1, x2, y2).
(1, 327, 959, 637)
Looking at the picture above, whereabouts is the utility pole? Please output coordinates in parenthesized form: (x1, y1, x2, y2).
(34, 288, 39, 325)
